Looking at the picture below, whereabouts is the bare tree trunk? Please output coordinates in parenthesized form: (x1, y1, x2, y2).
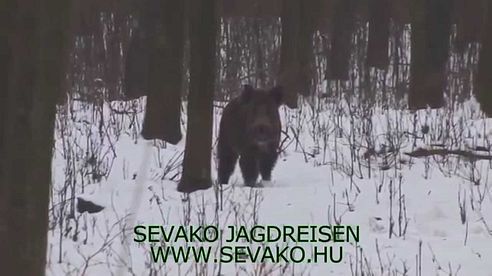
(278, 0, 315, 105)
(123, 24, 150, 100)
(409, 0, 452, 110)
(104, 13, 125, 101)
(178, 0, 218, 193)
(392, 0, 411, 25)
(326, 0, 356, 80)
(72, 0, 100, 36)
(0, 0, 72, 274)
(0, 0, 11, 170)
(279, 0, 301, 108)
(298, 0, 317, 96)
(222, 0, 282, 17)
(476, 1, 492, 116)
(367, 0, 390, 69)
(141, 0, 186, 144)
(455, 0, 484, 52)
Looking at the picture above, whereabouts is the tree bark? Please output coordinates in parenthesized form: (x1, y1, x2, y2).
(104, 13, 125, 101)
(72, 0, 100, 36)
(367, 0, 390, 69)
(178, 0, 218, 193)
(278, 0, 316, 106)
(0, 0, 11, 172)
(279, 0, 301, 108)
(455, 0, 484, 52)
(409, 0, 452, 110)
(222, 0, 282, 17)
(140, 0, 186, 144)
(123, 25, 150, 100)
(0, 0, 72, 274)
(326, 0, 356, 80)
(298, 0, 317, 96)
(476, 1, 492, 116)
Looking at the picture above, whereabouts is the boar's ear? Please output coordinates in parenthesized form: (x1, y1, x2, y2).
(240, 84, 254, 103)
(270, 85, 283, 105)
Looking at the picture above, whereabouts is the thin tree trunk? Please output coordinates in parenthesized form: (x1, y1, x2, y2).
(476, 1, 492, 116)
(409, 0, 452, 110)
(105, 13, 124, 101)
(279, 0, 301, 108)
(367, 0, 390, 69)
(326, 0, 356, 80)
(222, 0, 282, 17)
(72, 0, 100, 36)
(178, 0, 218, 193)
(455, 0, 484, 52)
(141, 0, 186, 144)
(123, 25, 150, 100)
(298, 0, 317, 96)
(0, 0, 11, 171)
(392, 0, 411, 25)
(0, 0, 72, 274)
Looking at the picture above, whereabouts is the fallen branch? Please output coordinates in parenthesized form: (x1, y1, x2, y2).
(405, 148, 492, 161)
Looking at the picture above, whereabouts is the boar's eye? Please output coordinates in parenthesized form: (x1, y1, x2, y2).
(270, 85, 283, 105)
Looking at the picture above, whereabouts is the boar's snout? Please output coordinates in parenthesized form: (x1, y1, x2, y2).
(254, 123, 271, 140)
(250, 122, 274, 150)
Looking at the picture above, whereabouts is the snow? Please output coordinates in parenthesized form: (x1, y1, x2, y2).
(46, 96, 492, 275)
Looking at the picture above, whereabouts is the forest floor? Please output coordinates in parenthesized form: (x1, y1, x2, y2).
(46, 96, 492, 275)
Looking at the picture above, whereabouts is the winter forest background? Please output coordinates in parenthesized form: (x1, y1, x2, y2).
(1, 0, 492, 275)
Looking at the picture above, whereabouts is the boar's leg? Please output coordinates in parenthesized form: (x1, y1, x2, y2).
(259, 151, 278, 181)
(239, 153, 259, 187)
(217, 144, 238, 184)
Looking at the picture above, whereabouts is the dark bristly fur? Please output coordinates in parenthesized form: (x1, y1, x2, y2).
(218, 85, 283, 187)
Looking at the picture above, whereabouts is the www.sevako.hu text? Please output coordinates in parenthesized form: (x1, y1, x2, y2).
(134, 224, 360, 263)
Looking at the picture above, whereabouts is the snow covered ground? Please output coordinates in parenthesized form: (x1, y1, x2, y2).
(46, 95, 492, 275)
